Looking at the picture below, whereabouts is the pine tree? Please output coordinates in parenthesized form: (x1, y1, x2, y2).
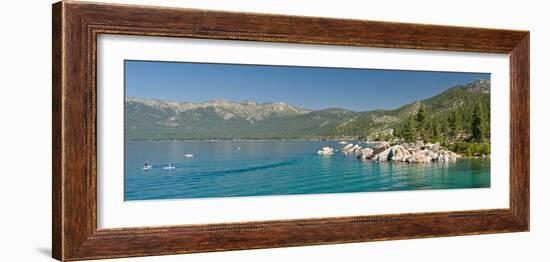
(432, 121, 441, 143)
(403, 115, 417, 143)
(472, 101, 488, 142)
(416, 104, 427, 123)
(415, 104, 427, 141)
(449, 111, 461, 139)
(393, 126, 401, 139)
(440, 119, 449, 139)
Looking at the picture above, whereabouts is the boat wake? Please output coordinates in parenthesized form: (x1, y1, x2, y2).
(202, 161, 295, 176)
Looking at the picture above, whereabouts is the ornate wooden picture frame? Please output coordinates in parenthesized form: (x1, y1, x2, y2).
(52, 1, 529, 261)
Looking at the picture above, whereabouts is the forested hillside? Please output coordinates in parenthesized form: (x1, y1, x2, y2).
(125, 79, 490, 154)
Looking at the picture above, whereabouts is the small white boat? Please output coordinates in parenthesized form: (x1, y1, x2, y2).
(163, 162, 176, 170)
(338, 141, 348, 144)
(184, 154, 193, 158)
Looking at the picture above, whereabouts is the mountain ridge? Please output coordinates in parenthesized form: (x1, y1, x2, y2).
(125, 79, 490, 140)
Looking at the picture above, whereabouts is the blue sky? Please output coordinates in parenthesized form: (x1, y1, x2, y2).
(125, 60, 489, 112)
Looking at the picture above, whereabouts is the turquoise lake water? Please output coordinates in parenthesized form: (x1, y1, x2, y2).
(124, 140, 490, 201)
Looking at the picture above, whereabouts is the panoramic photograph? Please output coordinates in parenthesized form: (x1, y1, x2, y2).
(124, 60, 491, 201)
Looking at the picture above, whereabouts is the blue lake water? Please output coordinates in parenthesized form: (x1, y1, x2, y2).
(124, 140, 490, 201)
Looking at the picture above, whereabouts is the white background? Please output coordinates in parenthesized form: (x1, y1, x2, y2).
(98, 35, 509, 228)
(0, 0, 547, 261)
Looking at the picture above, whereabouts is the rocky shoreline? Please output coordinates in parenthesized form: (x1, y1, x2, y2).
(319, 141, 460, 163)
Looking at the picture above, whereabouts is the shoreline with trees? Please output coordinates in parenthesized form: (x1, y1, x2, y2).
(126, 79, 491, 157)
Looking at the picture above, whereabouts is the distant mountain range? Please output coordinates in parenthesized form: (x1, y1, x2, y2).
(125, 79, 490, 140)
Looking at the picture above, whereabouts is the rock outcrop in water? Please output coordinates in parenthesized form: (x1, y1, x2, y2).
(357, 148, 374, 160)
(365, 142, 460, 163)
(318, 141, 460, 163)
(317, 147, 335, 155)
(341, 143, 362, 154)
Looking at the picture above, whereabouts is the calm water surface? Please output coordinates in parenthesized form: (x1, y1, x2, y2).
(124, 140, 490, 201)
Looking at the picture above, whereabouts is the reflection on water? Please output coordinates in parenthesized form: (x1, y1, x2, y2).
(124, 140, 490, 201)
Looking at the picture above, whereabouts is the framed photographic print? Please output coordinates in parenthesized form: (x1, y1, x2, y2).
(52, 1, 529, 261)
